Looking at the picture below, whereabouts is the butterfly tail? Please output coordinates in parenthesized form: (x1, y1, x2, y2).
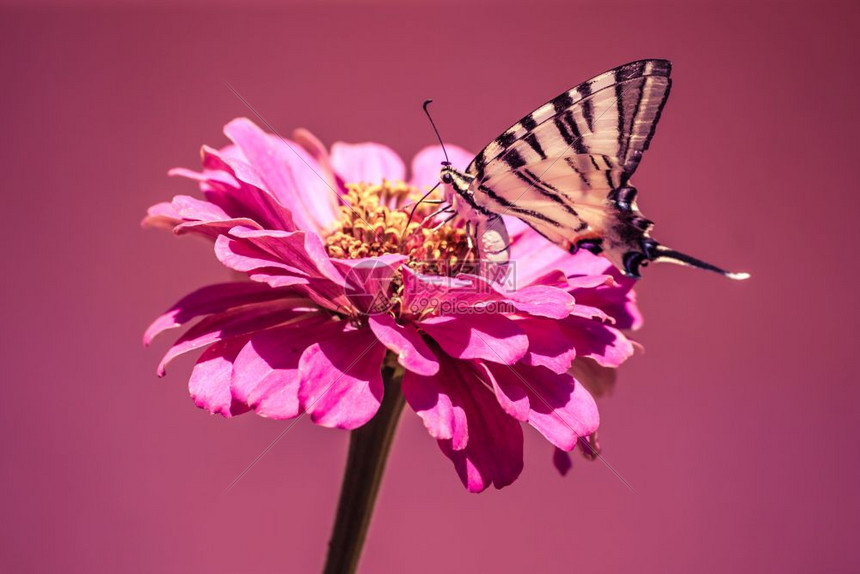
(650, 244, 750, 280)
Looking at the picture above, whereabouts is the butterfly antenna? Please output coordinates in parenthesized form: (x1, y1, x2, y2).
(401, 181, 442, 242)
(423, 99, 450, 164)
(652, 245, 750, 280)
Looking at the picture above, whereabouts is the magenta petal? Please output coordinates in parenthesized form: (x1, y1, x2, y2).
(572, 279, 643, 331)
(223, 118, 337, 233)
(571, 304, 612, 323)
(173, 217, 263, 241)
(402, 358, 468, 449)
(516, 318, 578, 374)
(368, 315, 439, 376)
(419, 314, 528, 364)
(199, 144, 298, 233)
(231, 319, 329, 420)
(228, 227, 344, 284)
(293, 128, 337, 182)
(169, 194, 231, 221)
(475, 362, 529, 421)
(142, 201, 181, 230)
(435, 360, 524, 492)
(409, 144, 474, 190)
(330, 141, 405, 184)
(566, 274, 614, 290)
(505, 284, 576, 319)
(188, 337, 251, 418)
(157, 300, 311, 376)
(485, 363, 599, 451)
(298, 327, 386, 429)
(144, 282, 296, 345)
(553, 448, 573, 476)
(213, 235, 310, 279)
(559, 317, 634, 368)
(523, 269, 570, 289)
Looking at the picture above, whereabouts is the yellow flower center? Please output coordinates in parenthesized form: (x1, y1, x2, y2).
(324, 181, 474, 277)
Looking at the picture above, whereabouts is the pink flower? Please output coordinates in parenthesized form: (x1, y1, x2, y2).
(144, 118, 642, 492)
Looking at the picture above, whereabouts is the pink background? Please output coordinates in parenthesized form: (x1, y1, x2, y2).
(2, 1, 858, 572)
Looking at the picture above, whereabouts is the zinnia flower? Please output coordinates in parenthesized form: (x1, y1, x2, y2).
(144, 117, 641, 492)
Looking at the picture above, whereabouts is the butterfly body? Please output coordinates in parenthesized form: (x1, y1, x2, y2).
(435, 59, 749, 280)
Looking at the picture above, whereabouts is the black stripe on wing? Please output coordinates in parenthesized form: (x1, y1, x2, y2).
(466, 59, 672, 181)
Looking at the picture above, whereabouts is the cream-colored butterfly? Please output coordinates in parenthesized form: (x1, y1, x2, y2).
(424, 59, 748, 280)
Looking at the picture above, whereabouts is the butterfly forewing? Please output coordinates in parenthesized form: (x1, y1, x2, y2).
(467, 59, 671, 180)
(463, 59, 672, 268)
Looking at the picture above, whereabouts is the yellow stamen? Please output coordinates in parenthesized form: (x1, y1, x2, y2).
(324, 181, 474, 277)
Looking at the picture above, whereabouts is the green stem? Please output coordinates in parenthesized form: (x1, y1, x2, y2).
(323, 361, 405, 574)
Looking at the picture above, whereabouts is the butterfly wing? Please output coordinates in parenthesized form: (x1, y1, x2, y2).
(465, 59, 672, 274)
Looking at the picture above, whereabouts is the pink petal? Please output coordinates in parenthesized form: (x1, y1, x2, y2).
(199, 143, 298, 233)
(331, 141, 405, 184)
(515, 318, 578, 374)
(173, 217, 263, 241)
(368, 314, 439, 376)
(188, 337, 251, 418)
(157, 300, 313, 376)
(419, 314, 528, 364)
(435, 360, 524, 492)
(474, 361, 529, 421)
(169, 194, 231, 221)
(571, 277, 643, 331)
(169, 162, 243, 193)
(409, 144, 474, 190)
(229, 226, 344, 284)
(142, 201, 181, 230)
(298, 327, 386, 429)
(144, 282, 297, 345)
(566, 274, 614, 290)
(401, 356, 468, 449)
(553, 448, 572, 476)
(509, 228, 625, 291)
(231, 318, 330, 420)
(504, 284, 576, 319)
(213, 235, 310, 278)
(559, 317, 634, 368)
(571, 304, 612, 322)
(293, 128, 337, 185)
(223, 118, 338, 233)
(520, 269, 570, 289)
(485, 363, 600, 451)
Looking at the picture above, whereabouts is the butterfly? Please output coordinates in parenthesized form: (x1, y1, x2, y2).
(424, 59, 748, 280)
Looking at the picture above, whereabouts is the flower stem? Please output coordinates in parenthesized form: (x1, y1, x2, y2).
(323, 360, 405, 574)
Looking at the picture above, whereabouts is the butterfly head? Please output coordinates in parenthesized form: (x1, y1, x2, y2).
(440, 162, 454, 185)
(438, 163, 475, 199)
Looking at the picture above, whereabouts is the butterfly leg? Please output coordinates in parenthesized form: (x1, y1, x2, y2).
(401, 199, 445, 210)
(465, 221, 474, 250)
(408, 205, 454, 236)
(426, 211, 457, 232)
(451, 221, 478, 276)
